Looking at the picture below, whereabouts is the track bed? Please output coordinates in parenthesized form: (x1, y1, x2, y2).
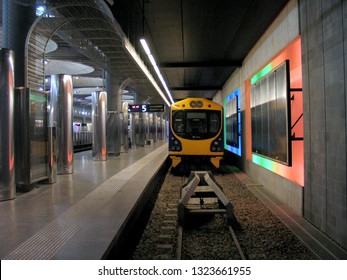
(131, 168, 316, 260)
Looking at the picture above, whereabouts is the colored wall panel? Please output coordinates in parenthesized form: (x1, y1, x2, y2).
(224, 88, 241, 156)
(247, 36, 304, 186)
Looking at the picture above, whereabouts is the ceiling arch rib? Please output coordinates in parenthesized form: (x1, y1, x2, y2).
(25, 0, 167, 105)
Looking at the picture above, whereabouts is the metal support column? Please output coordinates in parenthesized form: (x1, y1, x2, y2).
(0, 49, 15, 200)
(49, 74, 74, 174)
(47, 127, 57, 183)
(121, 102, 129, 153)
(2, 0, 35, 87)
(92, 91, 107, 161)
(105, 71, 121, 155)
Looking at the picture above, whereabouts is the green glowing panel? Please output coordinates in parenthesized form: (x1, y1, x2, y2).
(251, 63, 273, 85)
(30, 93, 47, 103)
(252, 154, 275, 172)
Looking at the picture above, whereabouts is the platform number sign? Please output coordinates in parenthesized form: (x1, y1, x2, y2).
(128, 104, 164, 113)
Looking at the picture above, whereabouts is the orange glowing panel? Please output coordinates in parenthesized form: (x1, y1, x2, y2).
(246, 36, 304, 186)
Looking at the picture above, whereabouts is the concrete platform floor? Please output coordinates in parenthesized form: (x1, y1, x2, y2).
(0, 140, 168, 259)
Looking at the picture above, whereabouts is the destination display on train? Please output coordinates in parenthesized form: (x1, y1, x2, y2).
(128, 104, 165, 113)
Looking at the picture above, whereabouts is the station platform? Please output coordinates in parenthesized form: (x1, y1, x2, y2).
(0, 140, 168, 260)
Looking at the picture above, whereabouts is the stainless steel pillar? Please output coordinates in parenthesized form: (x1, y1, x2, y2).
(154, 114, 158, 142)
(0, 49, 15, 201)
(49, 75, 74, 174)
(105, 71, 121, 156)
(148, 113, 154, 144)
(129, 113, 136, 149)
(107, 112, 121, 156)
(47, 127, 57, 183)
(2, 0, 35, 87)
(135, 112, 145, 147)
(121, 102, 129, 153)
(92, 91, 107, 161)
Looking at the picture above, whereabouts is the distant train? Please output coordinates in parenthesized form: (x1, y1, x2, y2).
(168, 98, 224, 170)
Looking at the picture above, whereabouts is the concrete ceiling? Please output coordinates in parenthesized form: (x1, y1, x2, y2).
(1, 0, 290, 107)
(112, 0, 290, 100)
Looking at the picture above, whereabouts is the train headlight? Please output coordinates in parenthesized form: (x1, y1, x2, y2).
(189, 100, 203, 108)
(170, 137, 182, 151)
(210, 137, 223, 152)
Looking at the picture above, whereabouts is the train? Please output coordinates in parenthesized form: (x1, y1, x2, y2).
(168, 98, 224, 170)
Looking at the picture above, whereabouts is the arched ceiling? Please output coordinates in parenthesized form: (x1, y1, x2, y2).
(25, 0, 170, 106)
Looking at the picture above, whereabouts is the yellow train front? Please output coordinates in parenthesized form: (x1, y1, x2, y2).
(168, 98, 224, 170)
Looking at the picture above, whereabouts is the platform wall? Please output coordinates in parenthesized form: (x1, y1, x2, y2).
(216, 0, 347, 250)
(300, 0, 347, 249)
(215, 0, 304, 215)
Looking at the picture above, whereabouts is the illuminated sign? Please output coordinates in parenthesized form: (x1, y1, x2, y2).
(147, 104, 165, 112)
(128, 104, 144, 112)
(128, 104, 164, 113)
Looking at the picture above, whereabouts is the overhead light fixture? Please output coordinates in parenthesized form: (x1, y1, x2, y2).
(139, 38, 174, 104)
(148, 54, 157, 67)
(36, 5, 46, 16)
(140, 38, 151, 55)
(41, 58, 50, 64)
(124, 37, 172, 106)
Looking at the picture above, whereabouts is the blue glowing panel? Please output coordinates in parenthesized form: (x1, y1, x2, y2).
(224, 88, 241, 156)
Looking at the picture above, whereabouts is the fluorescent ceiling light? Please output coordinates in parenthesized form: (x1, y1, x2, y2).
(140, 38, 174, 104)
(124, 37, 171, 106)
(140, 38, 151, 55)
(148, 54, 157, 67)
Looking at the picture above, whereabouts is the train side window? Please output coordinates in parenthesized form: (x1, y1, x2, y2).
(209, 111, 220, 134)
(172, 110, 185, 133)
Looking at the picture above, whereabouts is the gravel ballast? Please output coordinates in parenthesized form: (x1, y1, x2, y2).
(132, 169, 316, 260)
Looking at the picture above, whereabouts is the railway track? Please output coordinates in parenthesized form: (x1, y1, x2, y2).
(175, 171, 246, 260)
(176, 218, 246, 260)
(139, 171, 246, 260)
(131, 168, 316, 260)
(227, 220, 246, 260)
(148, 201, 246, 260)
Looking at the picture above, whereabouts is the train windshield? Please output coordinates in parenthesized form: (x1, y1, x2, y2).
(172, 110, 221, 139)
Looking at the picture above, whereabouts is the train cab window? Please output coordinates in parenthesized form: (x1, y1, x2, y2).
(172, 109, 221, 139)
(172, 110, 185, 133)
(186, 112, 207, 134)
(209, 111, 220, 134)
